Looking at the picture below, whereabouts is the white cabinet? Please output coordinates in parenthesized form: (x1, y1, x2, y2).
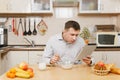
(0, 54, 2, 75)
(100, 0, 120, 13)
(0, 0, 9, 13)
(6, 51, 28, 71)
(9, 0, 31, 13)
(4, 50, 44, 71)
(31, 0, 53, 13)
(79, 0, 120, 14)
(79, 0, 100, 13)
(0, 0, 30, 13)
(28, 51, 43, 65)
(0, 52, 8, 75)
(105, 51, 120, 67)
(0, 0, 53, 13)
(92, 51, 120, 67)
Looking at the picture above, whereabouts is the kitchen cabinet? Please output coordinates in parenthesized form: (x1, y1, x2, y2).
(9, 0, 31, 13)
(5, 50, 44, 71)
(31, 0, 53, 13)
(0, 52, 7, 75)
(28, 51, 43, 65)
(0, 0, 53, 15)
(6, 51, 28, 71)
(0, 0, 30, 13)
(100, 0, 120, 13)
(0, 0, 9, 13)
(79, 0, 100, 13)
(92, 51, 120, 67)
(79, 0, 120, 14)
(0, 54, 1, 75)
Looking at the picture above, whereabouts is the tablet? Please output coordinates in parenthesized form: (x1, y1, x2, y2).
(75, 45, 96, 60)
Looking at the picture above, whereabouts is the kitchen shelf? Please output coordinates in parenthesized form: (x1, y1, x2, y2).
(0, 13, 53, 17)
(78, 13, 120, 16)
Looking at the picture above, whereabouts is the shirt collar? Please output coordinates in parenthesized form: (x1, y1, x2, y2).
(57, 33, 64, 40)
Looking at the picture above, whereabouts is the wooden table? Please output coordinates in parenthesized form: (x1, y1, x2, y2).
(0, 64, 120, 80)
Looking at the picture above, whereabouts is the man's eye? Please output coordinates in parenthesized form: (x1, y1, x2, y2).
(76, 34, 78, 36)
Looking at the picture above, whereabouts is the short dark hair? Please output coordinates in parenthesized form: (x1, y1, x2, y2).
(64, 20, 80, 30)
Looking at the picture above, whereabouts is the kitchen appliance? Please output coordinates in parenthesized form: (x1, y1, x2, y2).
(96, 32, 120, 47)
(0, 28, 8, 47)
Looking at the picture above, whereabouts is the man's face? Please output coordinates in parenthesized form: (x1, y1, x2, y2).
(63, 28, 80, 43)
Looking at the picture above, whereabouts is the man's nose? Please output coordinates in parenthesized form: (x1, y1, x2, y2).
(73, 36, 77, 40)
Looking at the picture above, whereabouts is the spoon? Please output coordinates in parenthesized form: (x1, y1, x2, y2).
(33, 19, 37, 35)
(23, 18, 27, 36)
(27, 18, 32, 35)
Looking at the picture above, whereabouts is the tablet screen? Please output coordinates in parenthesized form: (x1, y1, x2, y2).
(75, 45, 96, 60)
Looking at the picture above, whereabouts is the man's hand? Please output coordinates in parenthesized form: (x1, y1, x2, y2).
(50, 54, 60, 64)
(82, 56, 92, 65)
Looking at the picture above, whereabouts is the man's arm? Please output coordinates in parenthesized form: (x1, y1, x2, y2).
(42, 40, 53, 65)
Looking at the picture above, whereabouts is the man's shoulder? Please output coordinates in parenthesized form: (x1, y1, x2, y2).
(49, 33, 62, 41)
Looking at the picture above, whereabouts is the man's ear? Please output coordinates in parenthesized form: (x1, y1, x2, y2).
(63, 29, 67, 33)
(63, 30, 66, 33)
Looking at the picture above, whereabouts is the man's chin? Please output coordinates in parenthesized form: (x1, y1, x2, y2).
(68, 41, 75, 44)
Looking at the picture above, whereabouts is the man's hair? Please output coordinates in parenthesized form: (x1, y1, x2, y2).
(64, 20, 80, 30)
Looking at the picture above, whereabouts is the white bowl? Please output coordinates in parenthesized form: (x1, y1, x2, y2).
(60, 61, 73, 70)
(61, 64, 73, 69)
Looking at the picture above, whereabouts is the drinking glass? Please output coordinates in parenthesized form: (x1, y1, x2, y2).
(101, 53, 107, 63)
(39, 58, 46, 70)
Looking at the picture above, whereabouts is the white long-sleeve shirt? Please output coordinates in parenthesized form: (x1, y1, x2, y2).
(42, 33, 86, 64)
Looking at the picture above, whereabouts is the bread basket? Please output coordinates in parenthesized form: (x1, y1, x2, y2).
(92, 67, 110, 76)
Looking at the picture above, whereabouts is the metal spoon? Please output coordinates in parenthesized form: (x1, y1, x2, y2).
(27, 18, 32, 35)
(23, 18, 27, 36)
(33, 19, 37, 35)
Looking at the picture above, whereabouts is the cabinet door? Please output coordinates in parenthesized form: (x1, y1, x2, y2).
(92, 51, 120, 67)
(100, 0, 120, 13)
(106, 51, 120, 67)
(9, 0, 31, 13)
(28, 51, 43, 65)
(0, 0, 9, 13)
(0, 53, 2, 75)
(31, 0, 53, 13)
(6, 51, 28, 71)
(1, 52, 8, 74)
(91, 51, 103, 63)
(79, 0, 100, 13)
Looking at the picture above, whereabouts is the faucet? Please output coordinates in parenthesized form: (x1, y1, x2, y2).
(24, 37, 35, 47)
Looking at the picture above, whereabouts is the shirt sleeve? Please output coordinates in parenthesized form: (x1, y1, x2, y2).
(42, 39, 54, 65)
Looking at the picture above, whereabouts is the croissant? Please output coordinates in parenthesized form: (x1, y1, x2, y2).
(110, 67, 120, 75)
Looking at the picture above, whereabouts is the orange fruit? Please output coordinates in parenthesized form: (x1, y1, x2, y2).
(9, 73, 16, 78)
(85, 39, 89, 44)
(29, 72, 34, 78)
(9, 68, 16, 74)
(6, 72, 16, 78)
(6, 72, 11, 78)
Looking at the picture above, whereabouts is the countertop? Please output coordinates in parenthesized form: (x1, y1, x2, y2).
(1, 44, 120, 54)
(0, 64, 120, 80)
(0, 45, 45, 54)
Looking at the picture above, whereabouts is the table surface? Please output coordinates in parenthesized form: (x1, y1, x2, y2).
(0, 64, 120, 80)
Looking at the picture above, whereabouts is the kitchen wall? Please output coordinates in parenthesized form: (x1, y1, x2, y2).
(5, 8, 120, 45)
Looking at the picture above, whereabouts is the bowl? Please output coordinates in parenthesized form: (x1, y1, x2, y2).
(59, 61, 73, 70)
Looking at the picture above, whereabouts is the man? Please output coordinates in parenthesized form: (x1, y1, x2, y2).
(42, 20, 93, 65)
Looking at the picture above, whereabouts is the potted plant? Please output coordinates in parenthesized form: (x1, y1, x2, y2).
(79, 27, 90, 44)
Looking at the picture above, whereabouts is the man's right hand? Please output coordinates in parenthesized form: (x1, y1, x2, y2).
(50, 54, 60, 64)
